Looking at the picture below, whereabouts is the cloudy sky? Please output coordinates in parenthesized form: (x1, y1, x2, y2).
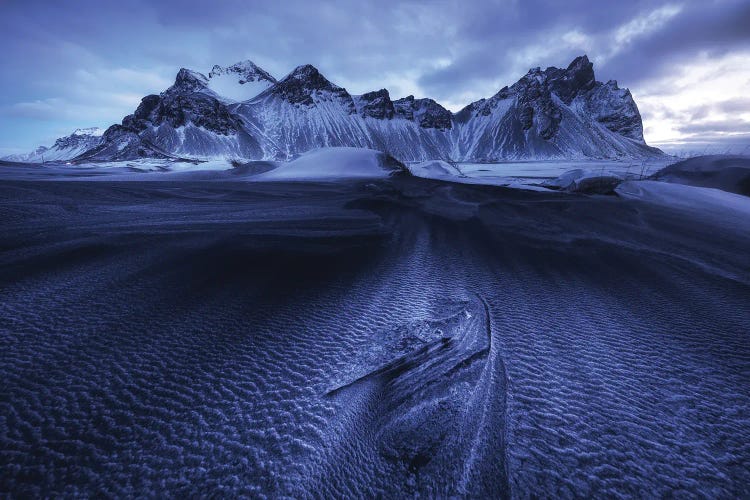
(1, 0, 748, 156)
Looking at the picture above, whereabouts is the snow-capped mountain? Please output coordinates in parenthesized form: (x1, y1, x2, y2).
(450, 56, 653, 160)
(79, 68, 263, 161)
(74, 56, 662, 162)
(3, 127, 104, 163)
(233, 65, 458, 161)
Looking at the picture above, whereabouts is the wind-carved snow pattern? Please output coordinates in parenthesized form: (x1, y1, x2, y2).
(1, 178, 749, 496)
(318, 295, 508, 496)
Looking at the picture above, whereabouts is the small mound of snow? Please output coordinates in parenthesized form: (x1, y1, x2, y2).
(651, 155, 750, 196)
(408, 160, 461, 179)
(253, 147, 401, 181)
(616, 180, 750, 228)
(544, 169, 586, 189)
(544, 168, 623, 194)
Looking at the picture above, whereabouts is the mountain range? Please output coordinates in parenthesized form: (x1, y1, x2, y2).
(3, 127, 104, 163)
(5, 56, 663, 163)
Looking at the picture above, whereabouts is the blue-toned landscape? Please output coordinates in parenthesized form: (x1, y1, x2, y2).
(1, 1, 749, 497)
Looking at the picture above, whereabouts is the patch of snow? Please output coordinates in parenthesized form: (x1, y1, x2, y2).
(651, 155, 750, 196)
(407, 159, 671, 192)
(72, 127, 104, 137)
(616, 180, 750, 228)
(208, 76, 273, 103)
(253, 147, 394, 181)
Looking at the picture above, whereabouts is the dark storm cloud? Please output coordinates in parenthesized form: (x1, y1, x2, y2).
(416, 0, 659, 95)
(418, 0, 750, 98)
(597, 0, 750, 85)
(0, 0, 748, 153)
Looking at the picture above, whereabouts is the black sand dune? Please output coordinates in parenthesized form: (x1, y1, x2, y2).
(652, 154, 750, 196)
(1, 175, 749, 497)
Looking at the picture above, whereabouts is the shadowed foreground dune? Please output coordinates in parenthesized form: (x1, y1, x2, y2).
(1, 177, 749, 497)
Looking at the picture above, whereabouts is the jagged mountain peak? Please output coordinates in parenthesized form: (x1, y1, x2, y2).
(286, 64, 323, 79)
(279, 64, 343, 91)
(558, 54, 596, 98)
(512, 55, 596, 97)
(393, 95, 453, 130)
(357, 89, 395, 119)
(173, 68, 209, 92)
(209, 60, 276, 84)
(2, 127, 105, 162)
(69, 54, 660, 162)
(567, 54, 590, 69)
(269, 64, 352, 107)
(361, 88, 391, 100)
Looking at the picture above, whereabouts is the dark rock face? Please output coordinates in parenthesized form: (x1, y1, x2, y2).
(519, 105, 534, 131)
(509, 68, 566, 139)
(458, 54, 642, 144)
(270, 65, 355, 112)
(359, 89, 395, 119)
(393, 96, 453, 130)
(76, 125, 174, 161)
(587, 81, 644, 141)
(51, 132, 101, 151)
(121, 95, 160, 132)
(173, 68, 209, 93)
(118, 70, 241, 136)
(78, 68, 245, 161)
(143, 94, 238, 134)
(545, 55, 596, 105)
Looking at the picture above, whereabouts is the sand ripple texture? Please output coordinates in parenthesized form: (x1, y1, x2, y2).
(1, 179, 749, 497)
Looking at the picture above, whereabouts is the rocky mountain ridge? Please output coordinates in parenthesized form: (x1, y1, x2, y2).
(6, 55, 663, 163)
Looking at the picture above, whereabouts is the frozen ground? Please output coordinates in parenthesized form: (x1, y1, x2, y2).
(408, 158, 672, 189)
(0, 171, 748, 497)
(650, 155, 750, 196)
(0, 149, 673, 192)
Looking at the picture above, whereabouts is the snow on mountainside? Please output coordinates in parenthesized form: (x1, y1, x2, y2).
(207, 60, 277, 103)
(616, 180, 750, 231)
(77, 67, 264, 161)
(451, 56, 654, 160)
(72, 55, 663, 163)
(3, 127, 104, 162)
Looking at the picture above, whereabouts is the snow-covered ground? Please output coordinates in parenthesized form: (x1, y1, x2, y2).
(408, 158, 672, 189)
(651, 155, 750, 196)
(6, 151, 750, 228)
(617, 180, 750, 226)
(0, 148, 401, 182)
